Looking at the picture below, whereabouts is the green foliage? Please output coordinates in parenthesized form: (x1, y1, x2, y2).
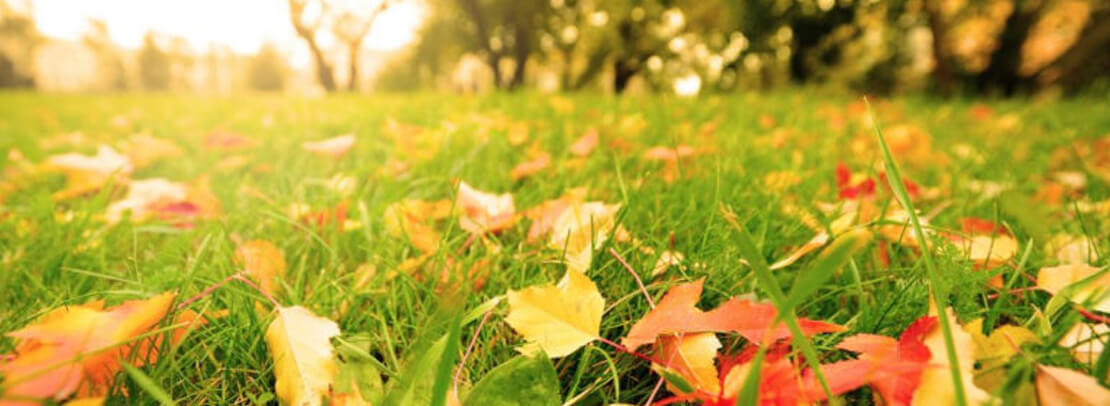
(463, 353, 561, 406)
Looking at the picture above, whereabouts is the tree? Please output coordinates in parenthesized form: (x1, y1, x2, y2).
(248, 43, 287, 91)
(288, 0, 337, 91)
(138, 33, 170, 90)
(0, 0, 38, 87)
(82, 19, 126, 89)
(453, 0, 548, 89)
(331, 1, 391, 91)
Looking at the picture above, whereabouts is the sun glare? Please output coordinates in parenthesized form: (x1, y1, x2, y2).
(31, 0, 423, 54)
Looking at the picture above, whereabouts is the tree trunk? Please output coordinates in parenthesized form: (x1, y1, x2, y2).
(613, 59, 637, 93)
(1036, 9, 1110, 92)
(976, 0, 1043, 95)
(506, 23, 531, 90)
(925, 1, 955, 96)
(307, 40, 336, 92)
(347, 41, 361, 92)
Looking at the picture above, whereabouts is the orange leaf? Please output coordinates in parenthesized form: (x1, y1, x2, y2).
(235, 240, 287, 297)
(569, 128, 599, 157)
(621, 279, 843, 350)
(456, 181, 516, 234)
(509, 150, 550, 180)
(837, 316, 935, 406)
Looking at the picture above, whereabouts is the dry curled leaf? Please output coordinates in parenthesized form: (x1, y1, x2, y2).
(504, 269, 604, 358)
(1037, 263, 1110, 313)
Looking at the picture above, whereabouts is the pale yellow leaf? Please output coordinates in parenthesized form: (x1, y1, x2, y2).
(303, 134, 356, 158)
(456, 181, 516, 234)
(912, 308, 991, 406)
(236, 240, 287, 297)
(652, 332, 722, 395)
(1059, 323, 1109, 365)
(1035, 365, 1110, 406)
(769, 232, 829, 271)
(548, 202, 620, 273)
(266, 306, 341, 406)
(505, 269, 604, 357)
(1037, 263, 1110, 313)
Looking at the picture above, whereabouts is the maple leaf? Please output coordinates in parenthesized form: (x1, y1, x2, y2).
(621, 280, 844, 350)
(569, 128, 599, 157)
(1035, 365, 1110, 406)
(44, 146, 133, 200)
(303, 134, 356, 158)
(384, 199, 451, 253)
(0, 293, 200, 404)
(265, 306, 341, 406)
(523, 188, 587, 243)
(456, 181, 516, 234)
(509, 149, 550, 180)
(504, 269, 604, 358)
(547, 201, 621, 273)
(235, 240, 287, 298)
(837, 316, 935, 406)
(652, 333, 722, 395)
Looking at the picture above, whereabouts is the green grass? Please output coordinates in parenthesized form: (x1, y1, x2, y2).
(1, 90, 1109, 405)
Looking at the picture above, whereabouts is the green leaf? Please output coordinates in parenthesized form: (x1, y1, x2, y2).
(463, 353, 561, 406)
(382, 336, 448, 406)
(335, 335, 385, 405)
(121, 362, 176, 406)
(659, 368, 695, 395)
(786, 228, 872, 310)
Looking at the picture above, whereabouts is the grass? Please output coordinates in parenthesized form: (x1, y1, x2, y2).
(1, 90, 1109, 405)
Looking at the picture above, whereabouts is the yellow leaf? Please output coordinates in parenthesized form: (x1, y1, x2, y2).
(651, 250, 686, 278)
(770, 232, 830, 271)
(63, 398, 105, 406)
(964, 318, 1038, 391)
(236, 240, 287, 298)
(44, 145, 133, 200)
(1036, 263, 1110, 312)
(547, 202, 621, 273)
(1035, 365, 1110, 406)
(913, 308, 991, 406)
(505, 269, 604, 358)
(960, 234, 1019, 269)
(266, 306, 341, 406)
(652, 332, 721, 395)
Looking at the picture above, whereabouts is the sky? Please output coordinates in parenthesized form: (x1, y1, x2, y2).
(30, 0, 424, 61)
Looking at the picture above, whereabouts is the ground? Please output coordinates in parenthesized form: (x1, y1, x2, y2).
(1, 91, 1109, 405)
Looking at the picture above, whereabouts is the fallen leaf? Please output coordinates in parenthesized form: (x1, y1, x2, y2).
(547, 201, 621, 272)
(837, 316, 935, 406)
(105, 178, 187, 223)
(510, 150, 550, 180)
(621, 279, 843, 350)
(1058, 322, 1108, 365)
(204, 129, 252, 151)
(456, 181, 516, 234)
(303, 134, 356, 158)
(462, 353, 561, 406)
(569, 128, 599, 157)
(1035, 365, 1110, 406)
(235, 240, 287, 298)
(505, 269, 604, 357)
(651, 250, 686, 277)
(652, 332, 721, 395)
(120, 134, 182, 169)
(1037, 263, 1110, 312)
(912, 308, 992, 406)
(770, 233, 830, 271)
(0, 293, 186, 404)
(524, 188, 587, 243)
(265, 306, 341, 406)
(384, 199, 452, 253)
(965, 318, 1037, 391)
(44, 146, 133, 200)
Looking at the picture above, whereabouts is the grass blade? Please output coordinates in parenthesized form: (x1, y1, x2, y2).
(121, 362, 176, 406)
(721, 204, 834, 400)
(864, 97, 968, 406)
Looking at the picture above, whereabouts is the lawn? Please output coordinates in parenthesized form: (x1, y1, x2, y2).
(1, 91, 1109, 405)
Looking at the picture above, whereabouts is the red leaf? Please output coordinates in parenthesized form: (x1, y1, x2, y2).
(621, 280, 843, 350)
(836, 316, 936, 406)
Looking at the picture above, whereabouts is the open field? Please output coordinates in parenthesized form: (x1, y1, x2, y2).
(2, 91, 1110, 405)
